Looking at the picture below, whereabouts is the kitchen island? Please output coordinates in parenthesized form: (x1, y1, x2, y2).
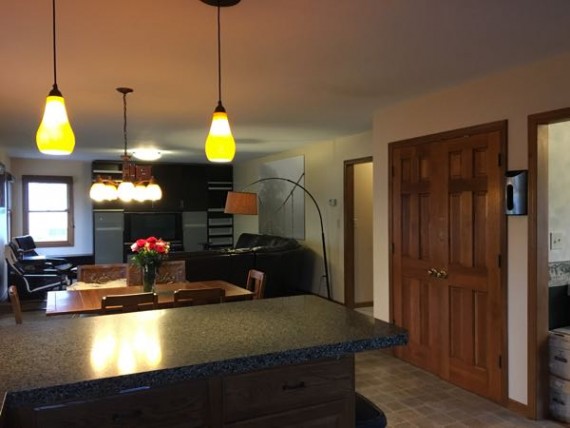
(0, 295, 407, 427)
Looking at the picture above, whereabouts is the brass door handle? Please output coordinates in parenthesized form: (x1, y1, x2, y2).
(427, 267, 448, 279)
(427, 268, 438, 277)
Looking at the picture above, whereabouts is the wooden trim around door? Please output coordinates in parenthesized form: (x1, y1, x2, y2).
(344, 156, 372, 308)
(527, 107, 570, 419)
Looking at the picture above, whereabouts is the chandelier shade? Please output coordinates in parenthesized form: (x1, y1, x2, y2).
(36, 0, 75, 155)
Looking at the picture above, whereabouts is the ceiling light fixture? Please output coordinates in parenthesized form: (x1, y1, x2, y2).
(89, 88, 162, 203)
(202, 0, 239, 163)
(132, 148, 162, 161)
(36, 0, 75, 155)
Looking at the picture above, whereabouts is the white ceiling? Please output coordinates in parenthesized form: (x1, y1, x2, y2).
(2, 0, 570, 164)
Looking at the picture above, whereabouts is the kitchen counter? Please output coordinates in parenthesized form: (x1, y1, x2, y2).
(0, 295, 407, 425)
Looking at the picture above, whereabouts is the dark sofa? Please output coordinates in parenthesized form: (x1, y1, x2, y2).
(169, 233, 308, 298)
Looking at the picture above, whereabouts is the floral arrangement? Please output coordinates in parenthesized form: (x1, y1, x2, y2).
(130, 236, 170, 268)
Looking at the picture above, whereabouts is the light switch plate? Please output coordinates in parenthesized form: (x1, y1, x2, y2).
(551, 232, 565, 250)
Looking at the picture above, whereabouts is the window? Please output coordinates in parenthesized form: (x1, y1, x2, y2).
(23, 175, 74, 247)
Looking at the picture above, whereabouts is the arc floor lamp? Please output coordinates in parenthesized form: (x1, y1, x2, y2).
(224, 177, 331, 300)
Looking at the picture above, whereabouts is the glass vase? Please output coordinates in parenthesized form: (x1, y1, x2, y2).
(142, 264, 157, 292)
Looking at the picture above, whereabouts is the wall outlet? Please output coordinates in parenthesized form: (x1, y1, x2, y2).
(551, 232, 565, 250)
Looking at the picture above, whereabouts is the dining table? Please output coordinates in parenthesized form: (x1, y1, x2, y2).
(45, 280, 253, 316)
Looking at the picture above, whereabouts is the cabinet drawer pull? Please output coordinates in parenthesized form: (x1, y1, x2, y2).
(282, 381, 306, 391)
(112, 409, 143, 422)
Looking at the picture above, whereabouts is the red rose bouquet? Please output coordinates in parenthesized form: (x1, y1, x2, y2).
(130, 236, 170, 268)
(130, 236, 170, 291)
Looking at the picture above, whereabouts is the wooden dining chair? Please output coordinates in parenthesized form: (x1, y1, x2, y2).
(173, 288, 225, 307)
(127, 260, 186, 286)
(77, 263, 128, 284)
(8, 285, 23, 324)
(246, 269, 266, 300)
(100, 292, 158, 314)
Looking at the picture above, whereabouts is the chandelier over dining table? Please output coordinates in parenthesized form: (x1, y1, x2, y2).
(89, 87, 162, 203)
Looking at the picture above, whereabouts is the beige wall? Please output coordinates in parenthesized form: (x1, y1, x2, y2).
(0, 150, 11, 171)
(373, 52, 570, 405)
(354, 162, 373, 303)
(233, 131, 372, 302)
(10, 158, 93, 256)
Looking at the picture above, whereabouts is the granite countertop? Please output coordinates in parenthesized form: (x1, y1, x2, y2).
(0, 295, 407, 412)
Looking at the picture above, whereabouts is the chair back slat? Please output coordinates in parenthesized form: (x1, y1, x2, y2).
(8, 285, 23, 324)
(101, 292, 158, 314)
(78, 264, 127, 284)
(246, 269, 266, 300)
(127, 261, 186, 286)
(173, 288, 225, 307)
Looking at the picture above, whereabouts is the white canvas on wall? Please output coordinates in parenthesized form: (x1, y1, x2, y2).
(258, 156, 305, 239)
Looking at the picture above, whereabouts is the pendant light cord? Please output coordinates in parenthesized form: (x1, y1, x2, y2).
(217, 1, 222, 105)
(122, 92, 128, 156)
(52, 0, 58, 87)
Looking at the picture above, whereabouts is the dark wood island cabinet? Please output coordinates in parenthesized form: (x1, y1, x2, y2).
(0, 296, 407, 428)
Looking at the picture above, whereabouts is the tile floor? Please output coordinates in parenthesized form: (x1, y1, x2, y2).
(1, 303, 567, 427)
(355, 350, 563, 427)
(354, 306, 565, 427)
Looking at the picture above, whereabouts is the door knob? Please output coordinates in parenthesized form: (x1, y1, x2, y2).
(427, 267, 448, 279)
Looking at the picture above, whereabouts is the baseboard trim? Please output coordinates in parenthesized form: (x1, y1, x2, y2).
(354, 301, 373, 308)
(507, 399, 529, 418)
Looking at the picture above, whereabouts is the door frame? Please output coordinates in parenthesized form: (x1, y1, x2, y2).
(527, 107, 570, 419)
(388, 120, 508, 404)
(344, 156, 373, 308)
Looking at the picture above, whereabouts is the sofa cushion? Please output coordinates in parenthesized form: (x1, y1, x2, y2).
(235, 233, 300, 252)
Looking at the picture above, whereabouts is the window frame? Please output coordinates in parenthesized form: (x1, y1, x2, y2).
(22, 175, 74, 247)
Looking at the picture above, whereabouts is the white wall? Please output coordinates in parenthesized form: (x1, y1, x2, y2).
(10, 158, 93, 256)
(373, 52, 570, 405)
(233, 131, 372, 302)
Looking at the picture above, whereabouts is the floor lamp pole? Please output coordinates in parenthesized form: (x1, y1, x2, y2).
(245, 177, 331, 300)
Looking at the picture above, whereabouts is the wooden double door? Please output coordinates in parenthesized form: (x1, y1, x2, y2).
(390, 122, 507, 402)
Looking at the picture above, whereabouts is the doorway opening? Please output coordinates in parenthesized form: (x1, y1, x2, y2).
(528, 107, 570, 419)
(344, 157, 373, 310)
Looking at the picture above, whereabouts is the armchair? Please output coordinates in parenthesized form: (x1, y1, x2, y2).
(12, 235, 75, 275)
(5, 245, 68, 298)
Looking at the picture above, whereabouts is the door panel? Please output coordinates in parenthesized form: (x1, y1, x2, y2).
(391, 125, 505, 403)
(392, 145, 440, 373)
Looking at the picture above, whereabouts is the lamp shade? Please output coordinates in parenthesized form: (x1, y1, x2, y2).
(89, 178, 107, 202)
(224, 191, 258, 215)
(133, 182, 148, 202)
(146, 179, 163, 201)
(117, 180, 135, 202)
(36, 94, 75, 155)
(205, 109, 236, 163)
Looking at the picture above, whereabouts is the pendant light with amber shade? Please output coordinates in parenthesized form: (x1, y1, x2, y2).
(202, 0, 240, 163)
(36, 0, 75, 155)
